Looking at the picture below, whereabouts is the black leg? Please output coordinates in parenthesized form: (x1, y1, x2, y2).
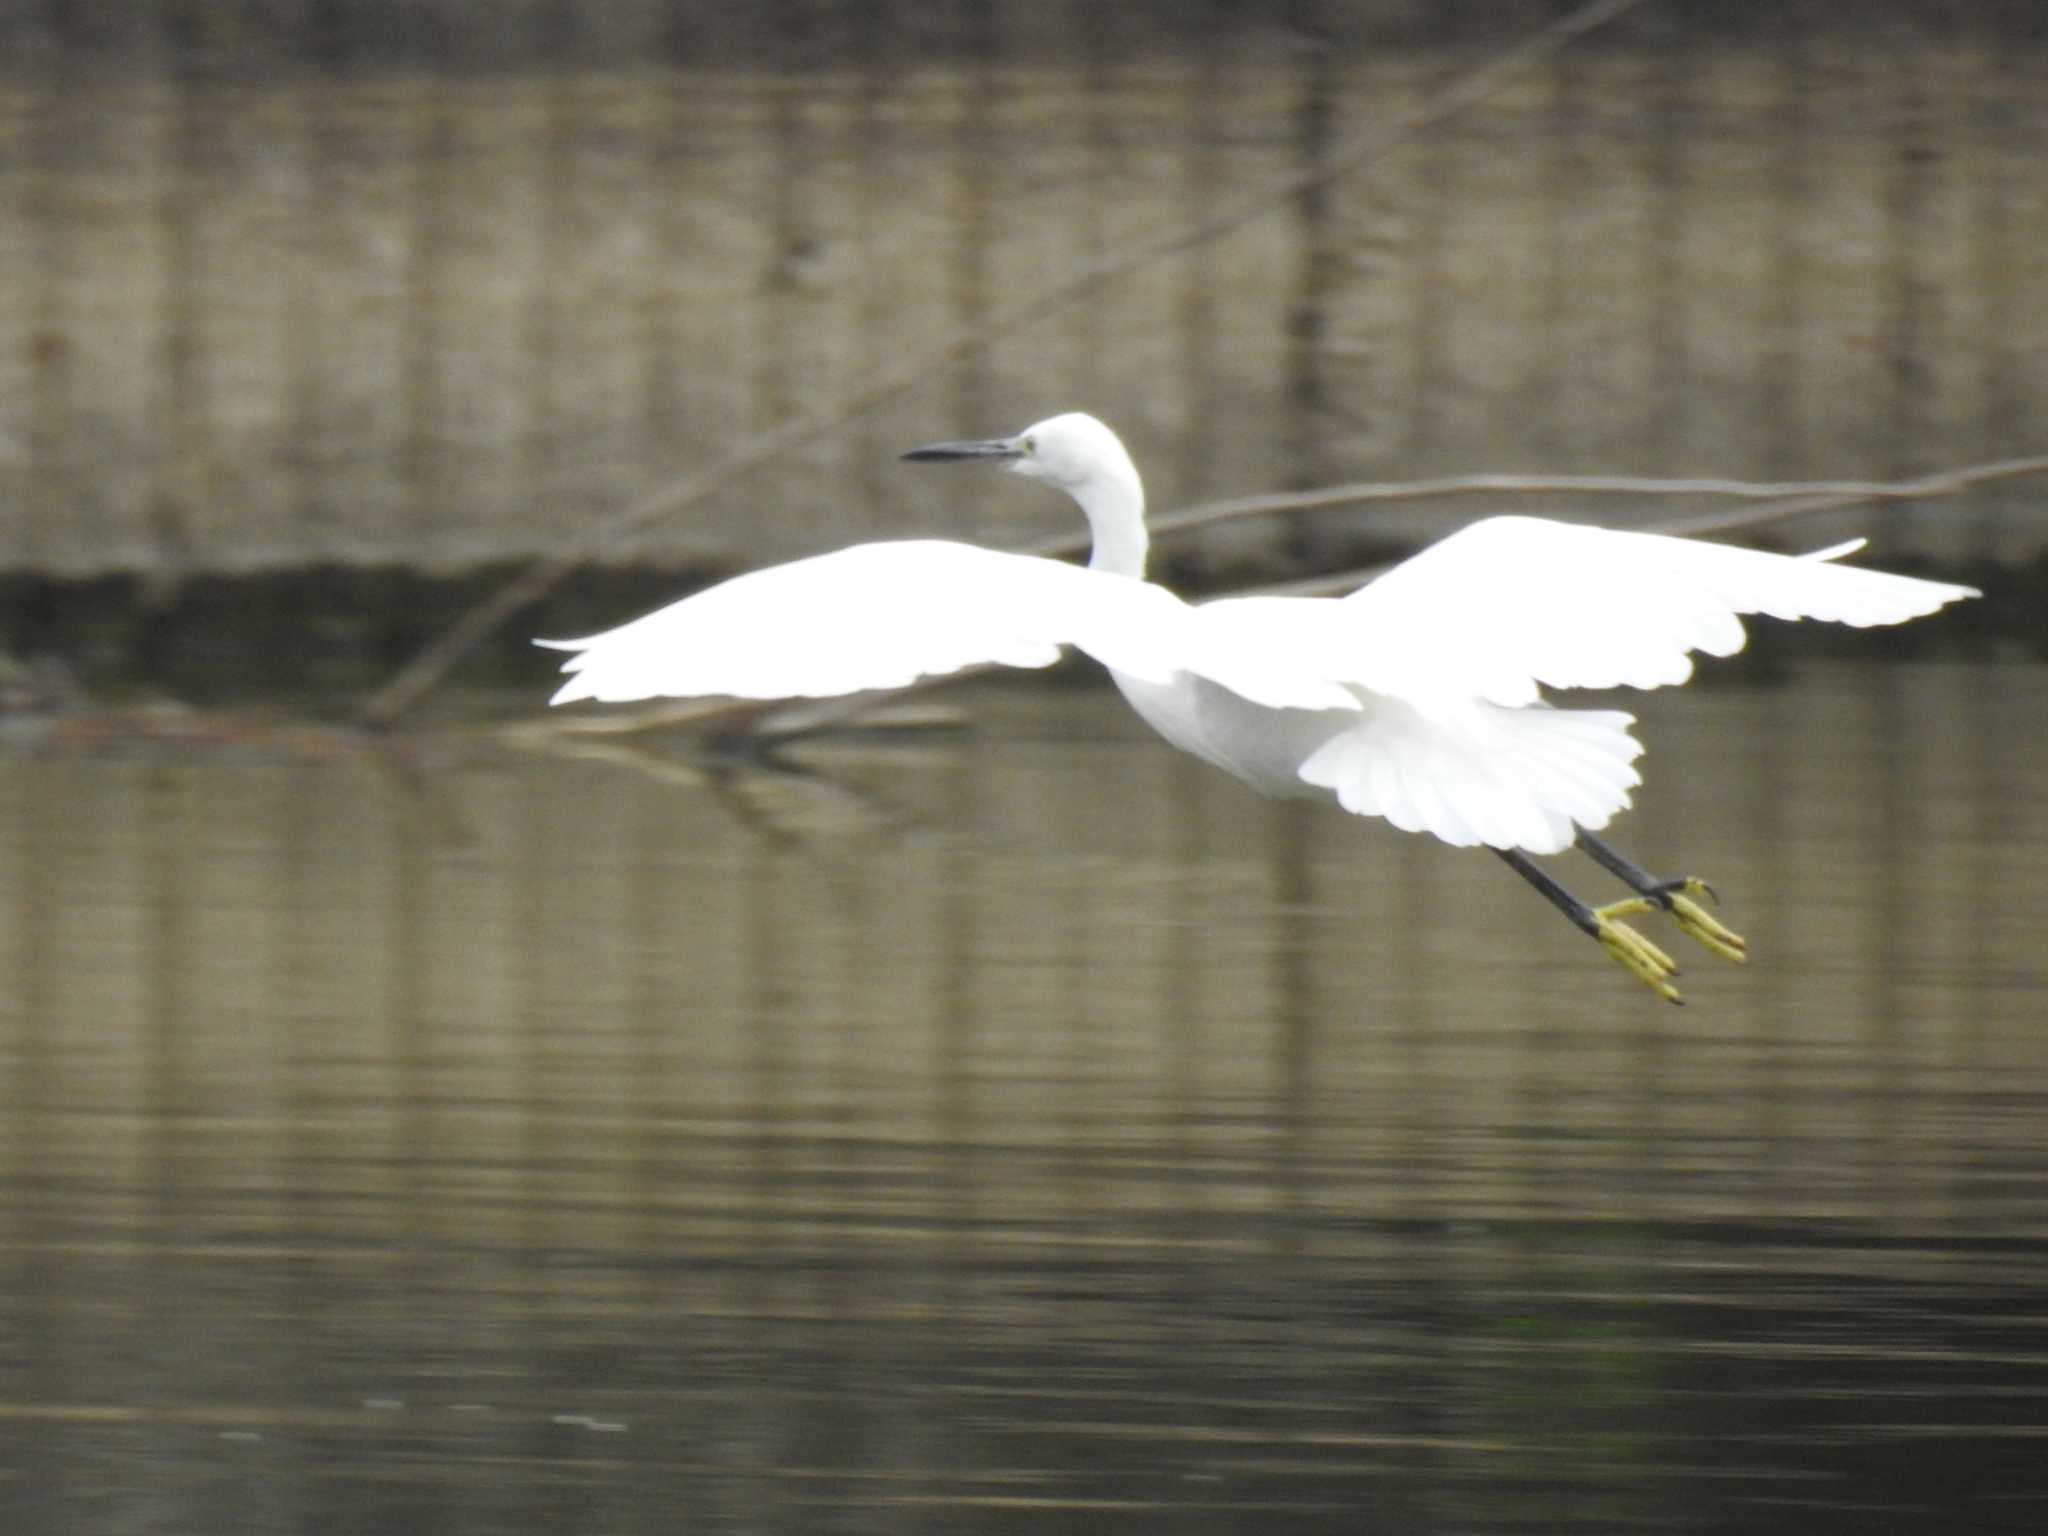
(1574, 829, 1747, 965)
(1494, 846, 1683, 1003)
(1573, 828, 1707, 906)
(1495, 848, 1599, 937)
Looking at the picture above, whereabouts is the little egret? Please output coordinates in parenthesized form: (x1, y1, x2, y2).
(540, 413, 1978, 1002)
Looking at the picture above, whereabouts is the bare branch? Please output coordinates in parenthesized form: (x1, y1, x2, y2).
(1246, 454, 2048, 600)
(1025, 455, 2048, 561)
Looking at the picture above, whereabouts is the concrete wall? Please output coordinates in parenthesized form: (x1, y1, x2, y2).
(0, 3, 2042, 580)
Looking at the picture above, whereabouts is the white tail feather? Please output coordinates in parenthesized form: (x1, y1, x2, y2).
(1299, 698, 1644, 854)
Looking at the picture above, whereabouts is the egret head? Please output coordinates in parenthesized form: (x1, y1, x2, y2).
(902, 412, 1149, 575)
(902, 412, 1137, 500)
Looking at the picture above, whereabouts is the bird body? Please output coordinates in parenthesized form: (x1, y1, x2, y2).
(543, 413, 1971, 854)
(541, 412, 1978, 999)
(1109, 666, 1352, 800)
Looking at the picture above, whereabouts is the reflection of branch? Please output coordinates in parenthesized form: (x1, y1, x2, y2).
(498, 717, 719, 789)
(500, 698, 783, 740)
(499, 714, 920, 846)
(500, 696, 970, 743)
(355, 0, 1655, 730)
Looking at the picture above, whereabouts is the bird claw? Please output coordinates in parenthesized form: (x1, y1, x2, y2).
(1665, 875, 1718, 907)
(1651, 877, 1748, 964)
(1593, 899, 1684, 1005)
(1667, 892, 1747, 964)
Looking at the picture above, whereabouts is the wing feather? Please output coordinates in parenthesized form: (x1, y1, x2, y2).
(1331, 515, 1979, 707)
(539, 540, 1361, 712)
(1256, 516, 1971, 848)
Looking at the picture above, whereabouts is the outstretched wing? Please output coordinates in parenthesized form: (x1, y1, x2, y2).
(1183, 515, 1977, 852)
(539, 539, 1360, 711)
(1323, 515, 1978, 708)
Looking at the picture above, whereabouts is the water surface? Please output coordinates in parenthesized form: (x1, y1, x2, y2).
(2, 661, 2045, 1533)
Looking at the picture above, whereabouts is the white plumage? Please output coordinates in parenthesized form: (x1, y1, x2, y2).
(541, 413, 1975, 859)
(542, 540, 1358, 715)
(1321, 515, 1960, 707)
(542, 412, 1980, 1001)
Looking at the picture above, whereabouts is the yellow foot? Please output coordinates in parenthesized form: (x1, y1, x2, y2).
(1658, 878, 1748, 965)
(1593, 898, 1684, 1005)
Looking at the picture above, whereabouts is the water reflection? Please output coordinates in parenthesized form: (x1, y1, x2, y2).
(2, 663, 2045, 1533)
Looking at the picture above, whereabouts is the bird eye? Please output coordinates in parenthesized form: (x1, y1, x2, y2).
(1022, 435, 1036, 454)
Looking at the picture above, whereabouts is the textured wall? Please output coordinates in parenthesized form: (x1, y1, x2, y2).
(0, 2, 2041, 579)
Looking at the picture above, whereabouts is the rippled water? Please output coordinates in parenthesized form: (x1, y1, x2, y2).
(3, 661, 2046, 1533)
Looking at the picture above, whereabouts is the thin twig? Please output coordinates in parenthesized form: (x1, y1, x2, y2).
(357, 0, 1655, 728)
(1026, 455, 2048, 560)
(1249, 454, 2047, 600)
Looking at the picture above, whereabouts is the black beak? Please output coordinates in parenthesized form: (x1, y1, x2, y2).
(901, 436, 1022, 464)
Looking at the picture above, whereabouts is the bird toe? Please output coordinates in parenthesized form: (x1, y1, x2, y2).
(1593, 901, 1684, 1005)
(1667, 890, 1748, 963)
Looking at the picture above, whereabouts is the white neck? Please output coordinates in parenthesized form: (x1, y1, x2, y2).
(1069, 458, 1148, 580)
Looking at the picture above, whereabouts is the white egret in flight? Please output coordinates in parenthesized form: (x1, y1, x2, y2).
(540, 413, 1978, 1002)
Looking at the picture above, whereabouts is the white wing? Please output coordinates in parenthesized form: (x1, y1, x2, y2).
(539, 539, 1361, 712)
(1181, 515, 1976, 852)
(1325, 515, 1979, 708)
